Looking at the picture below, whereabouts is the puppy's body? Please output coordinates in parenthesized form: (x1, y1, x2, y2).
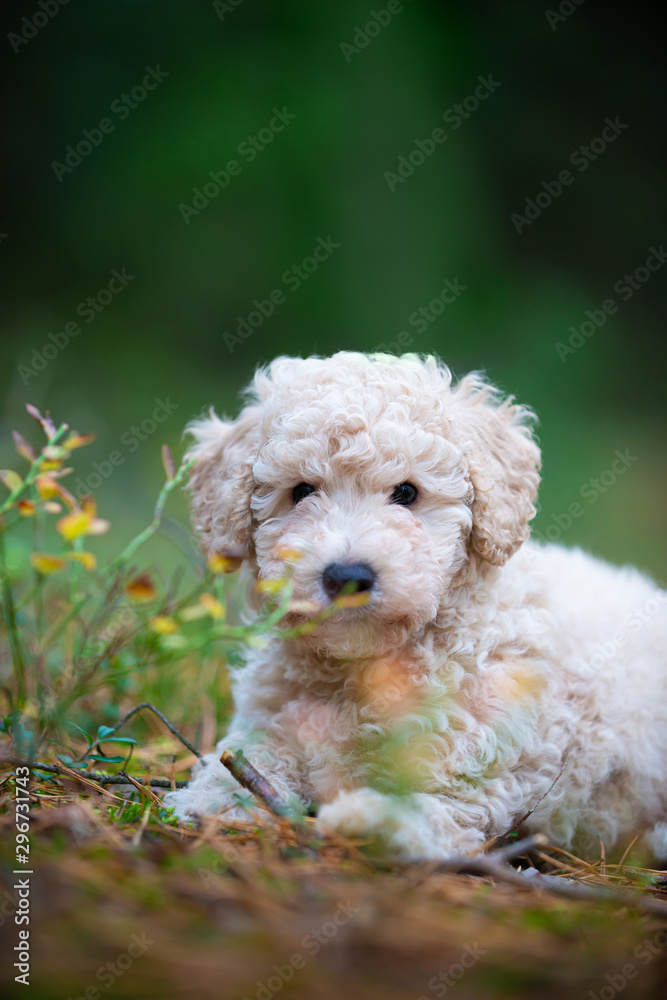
(166, 353, 667, 858)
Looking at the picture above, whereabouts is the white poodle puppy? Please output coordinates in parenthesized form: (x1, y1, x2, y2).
(165, 352, 667, 859)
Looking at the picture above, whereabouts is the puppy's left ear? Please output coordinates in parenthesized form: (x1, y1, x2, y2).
(450, 374, 541, 566)
(185, 403, 263, 566)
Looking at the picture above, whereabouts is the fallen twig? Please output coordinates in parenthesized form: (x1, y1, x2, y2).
(117, 770, 164, 809)
(500, 756, 570, 840)
(402, 833, 667, 918)
(220, 749, 302, 822)
(1, 755, 187, 789)
(95, 701, 202, 760)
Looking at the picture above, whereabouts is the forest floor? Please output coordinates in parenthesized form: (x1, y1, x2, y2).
(2, 748, 667, 1000)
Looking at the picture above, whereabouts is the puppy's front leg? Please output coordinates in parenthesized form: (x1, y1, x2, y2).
(164, 727, 307, 823)
(317, 787, 488, 858)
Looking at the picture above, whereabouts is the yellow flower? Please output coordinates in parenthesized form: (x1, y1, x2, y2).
(149, 615, 179, 635)
(64, 432, 96, 450)
(36, 476, 59, 499)
(36, 476, 76, 509)
(17, 500, 36, 517)
(66, 551, 97, 571)
(125, 574, 157, 603)
(30, 550, 97, 573)
(208, 553, 243, 574)
(31, 553, 66, 575)
(334, 592, 370, 609)
(274, 545, 304, 563)
(199, 593, 225, 619)
(56, 497, 110, 540)
(256, 577, 287, 594)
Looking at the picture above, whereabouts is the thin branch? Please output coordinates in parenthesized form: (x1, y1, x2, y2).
(117, 770, 164, 809)
(96, 701, 202, 760)
(486, 833, 549, 863)
(1, 755, 187, 789)
(390, 833, 547, 875)
(397, 833, 667, 918)
(500, 756, 570, 839)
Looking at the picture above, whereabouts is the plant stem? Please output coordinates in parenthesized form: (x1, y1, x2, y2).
(0, 527, 27, 707)
(32, 510, 45, 642)
(0, 422, 70, 517)
(107, 458, 194, 576)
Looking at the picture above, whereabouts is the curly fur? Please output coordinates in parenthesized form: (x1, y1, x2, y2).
(165, 352, 667, 859)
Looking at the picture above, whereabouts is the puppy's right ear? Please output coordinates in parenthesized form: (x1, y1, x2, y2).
(186, 403, 262, 566)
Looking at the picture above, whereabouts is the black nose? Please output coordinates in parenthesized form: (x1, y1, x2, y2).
(322, 562, 376, 599)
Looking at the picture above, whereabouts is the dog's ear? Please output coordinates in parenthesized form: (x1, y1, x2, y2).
(450, 374, 541, 566)
(185, 403, 263, 565)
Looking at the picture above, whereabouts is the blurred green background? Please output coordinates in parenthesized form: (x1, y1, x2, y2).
(1, 0, 665, 579)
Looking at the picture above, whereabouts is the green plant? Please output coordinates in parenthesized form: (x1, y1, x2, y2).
(0, 404, 301, 773)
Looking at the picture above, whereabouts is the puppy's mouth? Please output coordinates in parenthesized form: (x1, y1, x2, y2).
(279, 589, 373, 634)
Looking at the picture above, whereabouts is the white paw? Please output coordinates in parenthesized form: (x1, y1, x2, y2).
(317, 787, 432, 857)
(317, 788, 486, 859)
(318, 787, 402, 837)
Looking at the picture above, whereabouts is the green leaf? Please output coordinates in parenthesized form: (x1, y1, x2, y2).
(96, 725, 116, 739)
(25, 403, 57, 439)
(98, 735, 137, 745)
(12, 431, 36, 463)
(57, 754, 89, 770)
(88, 754, 126, 764)
(34, 770, 58, 783)
(0, 469, 23, 493)
(67, 722, 93, 746)
(161, 444, 176, 481)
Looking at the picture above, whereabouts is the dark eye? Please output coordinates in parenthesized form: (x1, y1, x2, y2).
(391, 483, 418, 506)
(292, 482, 316, 504)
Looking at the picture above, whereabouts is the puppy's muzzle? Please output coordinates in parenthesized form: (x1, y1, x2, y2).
(322, 562, 376, 599)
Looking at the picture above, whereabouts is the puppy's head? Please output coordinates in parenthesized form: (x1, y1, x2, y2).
(187, 353, 540, 658)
